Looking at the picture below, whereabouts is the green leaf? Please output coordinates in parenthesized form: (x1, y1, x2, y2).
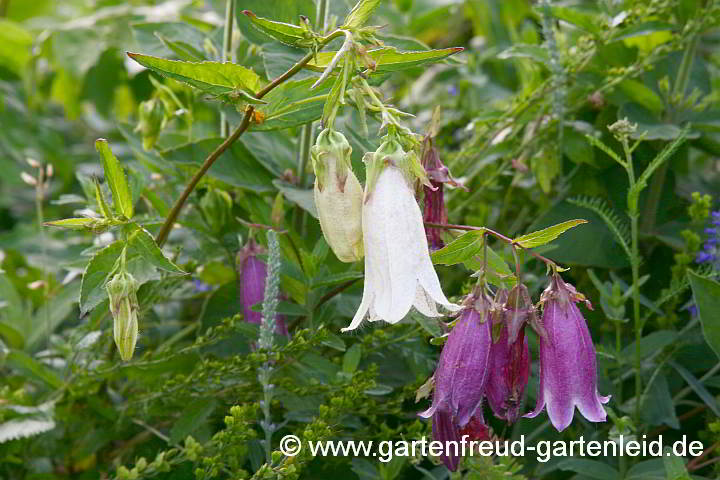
(497, 44, 550, 65)
(342, 344, 362, 374)
(95, 139, 134, 219)
(431, 230, 484, 265)
(688, 271, 720, 359)
(343, 0, 382, 28)
(669, 360, 720, 417)
(126, 53, 262, 99)
(0, 20, 33, 74)
(154, 33, 205, 61)
(556, 459, 619, 480)
(242, 11, 314, 48)
(611, 21, 674, 42)
(306, 47, 463, 74)
(43, 218, 96, 230)
(160, 138, 275, 192)
(79, 241, 125, 315)
(169, 398, 217, 444)
(662, 448, 691, 480)
(6, 351, 62, 389)
(127, 227, 185, 274)
(513, 219, 588, 248)
(548, 6, 599, 35)
(235, 0, 315, 45)
(255, 77, 333, 131)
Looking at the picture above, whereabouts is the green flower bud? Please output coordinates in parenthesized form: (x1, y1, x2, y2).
(107, 271, 139, 361)
(199, 188, 233, 234)
(311, 129, 363, 262)
(135, 99, 166, 151)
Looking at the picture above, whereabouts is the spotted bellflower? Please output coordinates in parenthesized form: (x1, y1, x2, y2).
(418, 291, 492, 471)
(421, 128, 465, 250)
(342, 138, 459, 331)
(236, 238, 288, 336)
(525, 275, 610, 431)
(486, 286, 532, 423)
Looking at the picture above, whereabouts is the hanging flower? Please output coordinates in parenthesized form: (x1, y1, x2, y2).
(236, 239, 288, 336)
(418, 292, 492, 471)
(311, 128, 364, 262)
(342, 138, 459, 331)
(421, 127, 464, 250)
(525, 274, 610, 431)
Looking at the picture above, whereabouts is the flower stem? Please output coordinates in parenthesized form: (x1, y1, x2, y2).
(219, 0, 234, 137)
(155, 32, 343, 247)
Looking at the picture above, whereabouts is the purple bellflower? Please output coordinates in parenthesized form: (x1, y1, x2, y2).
(696, 210, 720, 269)
(237, 239, 288, 336)
(419, 291, 492, 471)
(525, 275, 609, 431)
(486, 287, 531, 424)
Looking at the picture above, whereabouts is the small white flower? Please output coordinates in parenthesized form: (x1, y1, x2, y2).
(342, 141, 459, 331)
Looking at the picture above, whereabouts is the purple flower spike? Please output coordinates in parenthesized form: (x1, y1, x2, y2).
(419, 292, 492, 470)
(525, 275, 610, 431)
(237, 239, 288, 336)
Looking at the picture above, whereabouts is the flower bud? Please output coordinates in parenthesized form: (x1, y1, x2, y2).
(311, 129, 363, 262)
(135, 98, 166, 151)
(199, 188, 233, 235)
(107, 271, 139, 361)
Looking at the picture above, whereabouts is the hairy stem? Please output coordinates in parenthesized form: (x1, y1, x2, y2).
(219, 0, 234, 137)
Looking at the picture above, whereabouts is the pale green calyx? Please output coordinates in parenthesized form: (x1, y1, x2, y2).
(311, 128, 364, 262)
(107, 270, 139, 361)
(363, 137, 430, 202)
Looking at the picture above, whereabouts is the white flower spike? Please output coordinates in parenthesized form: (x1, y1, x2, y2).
(342, 138, 459, 332)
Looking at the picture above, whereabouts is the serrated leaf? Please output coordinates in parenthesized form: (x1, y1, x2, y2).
(96, 139, 134, 219)
(306, 46, 463, 74)
(79, 241, 125, 315)
(343, 0, 382, 28)
(688, 271, 720, 360)
(242, 10, 314, 48)
(431, 230, 484, 265)
(126, 53, 262, 99)
(127, 227, 184, 274)
(0, 417, 56, 444)
(43, 218, 96, 230)
(513, 219, 587, 248)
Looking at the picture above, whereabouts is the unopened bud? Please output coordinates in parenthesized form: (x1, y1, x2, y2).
(21, 172, 37, 186)
(311, 129, 363, 262)
(135, 99, 166, 151)
(45, 164, 54, 178)
(26, 157, 41, 169)
(107, 271, 139, 361)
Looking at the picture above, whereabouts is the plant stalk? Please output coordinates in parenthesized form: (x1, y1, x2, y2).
(220, 0, 234, 137)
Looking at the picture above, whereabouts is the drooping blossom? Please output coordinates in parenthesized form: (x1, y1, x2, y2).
(342, 138, 459, 331)
(486, 287, 531, 423)
(525, 275, 610, 431)
(418, 292, 492, 471)
(421, 121, 465, 250)
(236, 238, 288, 336)
(311, 128, 364, 262)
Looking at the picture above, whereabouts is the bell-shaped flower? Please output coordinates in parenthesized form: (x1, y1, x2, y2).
(420, 129, 465, 250)
(486, 287, 531, 423)
(418, 293, 492, 470)
(236, 239, 288, 336)
(107, 270, 140, 361)
(525, 274, 610, 431)
(311, 128, 364, 262)
(342, 139, 459, 331)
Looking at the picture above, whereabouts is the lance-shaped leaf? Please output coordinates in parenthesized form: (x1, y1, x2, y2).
(343, 0, 382, 28)
(306, 46, 463, 74)
(513, 219, 587, 248)
(242, 10, 314, 48)
(127, 227, 185, 274)
(688, 271, 720, 360)
(126, 53, 263, 101)
(96, 139, 134, 219)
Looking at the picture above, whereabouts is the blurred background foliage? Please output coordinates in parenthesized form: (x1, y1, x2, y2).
(1, 0, 720, 479)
